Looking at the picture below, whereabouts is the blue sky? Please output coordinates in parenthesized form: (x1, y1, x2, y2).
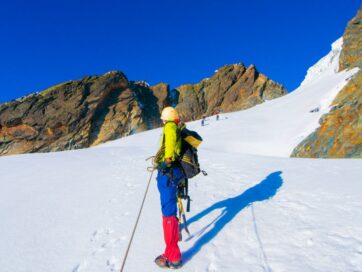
(0, 0, 360, 103)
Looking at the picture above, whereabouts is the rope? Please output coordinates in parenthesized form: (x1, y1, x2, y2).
(120, 168, 155, 272)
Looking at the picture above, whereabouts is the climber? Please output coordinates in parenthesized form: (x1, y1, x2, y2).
(154, 106, 184, 269)
(201, 116, 206, 126)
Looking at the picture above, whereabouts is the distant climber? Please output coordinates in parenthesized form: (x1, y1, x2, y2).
(154, 107, 184, 269)
(216, 110, 220, 121)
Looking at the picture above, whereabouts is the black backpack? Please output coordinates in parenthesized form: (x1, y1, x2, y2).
(177, 122, 203, 179)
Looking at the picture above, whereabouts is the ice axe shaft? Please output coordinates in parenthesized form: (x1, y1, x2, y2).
(177, 197, 190, 238)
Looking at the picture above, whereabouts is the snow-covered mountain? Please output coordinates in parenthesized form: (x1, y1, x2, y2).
(198, 38, 358, 158)
(0, 36, 361, 272)
(292, 6, 362, 158)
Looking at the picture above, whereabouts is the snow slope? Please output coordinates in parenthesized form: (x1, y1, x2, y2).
(0, 38, 361, 272)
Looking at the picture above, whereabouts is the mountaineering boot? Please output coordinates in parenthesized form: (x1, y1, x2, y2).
(169, 260, 183, 269)
(154, 255, 169, 268)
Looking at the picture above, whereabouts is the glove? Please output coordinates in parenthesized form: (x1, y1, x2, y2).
(159, 161, 169, 172)
(159, 158, 172, 172)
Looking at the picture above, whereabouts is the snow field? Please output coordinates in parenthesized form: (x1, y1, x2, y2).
(1, 144, 361, 271)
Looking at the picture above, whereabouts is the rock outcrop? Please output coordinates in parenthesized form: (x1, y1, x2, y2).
(339, 6, 362, 71)
(0, 64, 287, 156)
(292, 6, 362, 158)
(0, 72, 161, 155)
(174, 63, 287, 121)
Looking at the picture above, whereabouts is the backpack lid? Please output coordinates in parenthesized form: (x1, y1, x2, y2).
(178, 123, 203, 149)
(181, 127, 202, 149)
(184, 133, 202, 148)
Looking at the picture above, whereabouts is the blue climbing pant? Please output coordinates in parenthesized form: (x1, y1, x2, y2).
(157, 166, 184, 217)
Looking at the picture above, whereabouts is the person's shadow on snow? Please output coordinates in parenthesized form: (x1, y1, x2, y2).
(182, 171, 283, 263)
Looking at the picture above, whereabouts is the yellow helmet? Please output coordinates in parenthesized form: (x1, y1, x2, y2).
(161, 107, 179, 121)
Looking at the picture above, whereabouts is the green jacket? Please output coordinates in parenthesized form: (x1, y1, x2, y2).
(160, 121, 182, 162)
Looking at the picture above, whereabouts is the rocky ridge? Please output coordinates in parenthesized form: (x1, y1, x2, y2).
(0, 64, 287, 156)
(174, 63, 287, 121)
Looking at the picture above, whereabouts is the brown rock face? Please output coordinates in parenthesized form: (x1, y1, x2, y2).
(0, 63, 287, 156)
(292, 7, 362, 158)
(339, 6, 362, 71)
(0, 71, 162, 155)
(174, 64, 287, 121)
(150, 82, 171, 111)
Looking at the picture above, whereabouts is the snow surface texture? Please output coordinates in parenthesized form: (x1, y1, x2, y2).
(0, 38, 361, 272)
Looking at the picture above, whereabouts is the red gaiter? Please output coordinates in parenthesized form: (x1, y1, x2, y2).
(162, 215, 181, 262)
